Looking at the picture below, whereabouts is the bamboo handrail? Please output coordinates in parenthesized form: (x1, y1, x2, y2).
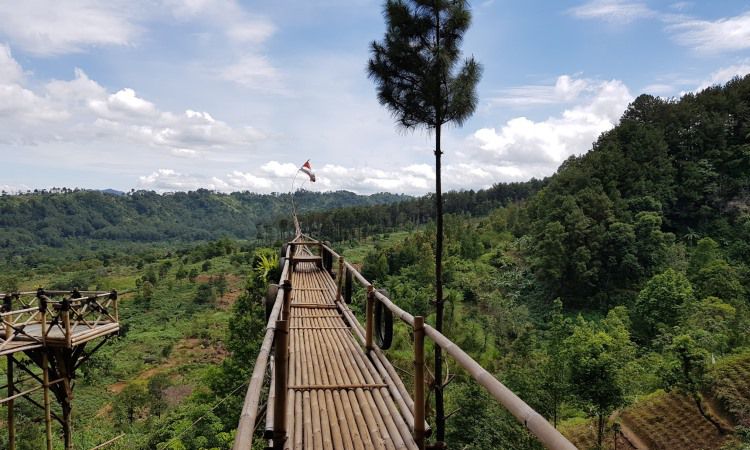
(372, 275, 576, 449)
(233, 244, 291, 450)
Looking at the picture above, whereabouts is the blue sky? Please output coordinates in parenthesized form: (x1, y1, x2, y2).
(1, 0, 749, 195)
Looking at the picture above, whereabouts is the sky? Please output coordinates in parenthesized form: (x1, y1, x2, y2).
(0, 0, 749, 195)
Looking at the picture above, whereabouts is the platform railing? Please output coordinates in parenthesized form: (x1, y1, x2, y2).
(0, 290, 119, 352)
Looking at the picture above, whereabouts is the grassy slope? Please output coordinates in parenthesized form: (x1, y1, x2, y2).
(562, 352, 750, 450)
(2, 248, 249, 449)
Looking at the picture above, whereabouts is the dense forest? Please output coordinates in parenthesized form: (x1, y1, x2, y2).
(0, 189, 407, 269)
(353, 75, 750, 449)
(1, 76, 750, 450)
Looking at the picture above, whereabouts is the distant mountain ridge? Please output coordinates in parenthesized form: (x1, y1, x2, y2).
(0, 188, 410, 263)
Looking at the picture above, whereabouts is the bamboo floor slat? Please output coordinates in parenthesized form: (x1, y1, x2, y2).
(284, 261, 418, 450)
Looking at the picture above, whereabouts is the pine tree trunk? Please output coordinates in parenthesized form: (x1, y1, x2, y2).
(434, 122, 445, 443)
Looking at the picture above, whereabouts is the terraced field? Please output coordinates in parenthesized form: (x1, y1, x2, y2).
(619, 392, 730, 450)
(711, 352, 750, 428)
(561, 419, 636, 450)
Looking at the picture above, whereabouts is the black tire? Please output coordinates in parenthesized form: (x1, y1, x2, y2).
(265, 284, 279, 321)
(374, 288, 393, 350)
(322, 249, 332, 273)
(344, 270, 353, 304)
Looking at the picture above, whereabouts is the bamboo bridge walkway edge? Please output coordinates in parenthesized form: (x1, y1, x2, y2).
(233, 235, 578, 450)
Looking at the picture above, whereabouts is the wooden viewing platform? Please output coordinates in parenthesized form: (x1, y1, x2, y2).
(1, 289, 121, 450)
(234, 237, 578, 450)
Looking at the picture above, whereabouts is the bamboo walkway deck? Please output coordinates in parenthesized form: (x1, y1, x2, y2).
(283, 262, 418, 450)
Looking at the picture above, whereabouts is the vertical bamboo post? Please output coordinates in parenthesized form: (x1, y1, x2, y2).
(7, 355, 15, 450)
(42, 352, 53, 450)
(365, 285, 375, 351)
(63, 299, 72, 348)
(39, 297, 47, 345)
(413, 316, 426, 450)
(272, 319, 289, 450)
(282, 279, 292, 322)
(336, 257, 344, 301)
(112, 290, 119, 323)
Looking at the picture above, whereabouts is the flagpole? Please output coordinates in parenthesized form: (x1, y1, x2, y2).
(290, 169, 309, 239)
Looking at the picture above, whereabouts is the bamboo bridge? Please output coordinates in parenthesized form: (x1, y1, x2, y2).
(234, 236, 577, 450)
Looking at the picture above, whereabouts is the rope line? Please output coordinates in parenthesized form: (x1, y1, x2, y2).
(157, 379, 250, 449)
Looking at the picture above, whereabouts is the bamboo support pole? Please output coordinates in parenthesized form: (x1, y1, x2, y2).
(365, 285, 374, 351)
(413, 317, 425, 450)
(63, 309, 73, 348)
(273, 319, 289, 450)
(265, 356, 276, 439)
(42, 352, 53, 450)
(336, 257, 344, 302)
(7, 354, 15, 450)
(282, 280, 292, 322)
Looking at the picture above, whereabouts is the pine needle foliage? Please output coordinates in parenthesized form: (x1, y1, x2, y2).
(368, 0, 482, 130)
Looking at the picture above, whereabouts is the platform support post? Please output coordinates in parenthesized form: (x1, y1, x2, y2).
(7, 355, 15, 450)
(42, 352, 53, 450)
(414, 316, 426, 450)
(272, 319, 289, 450)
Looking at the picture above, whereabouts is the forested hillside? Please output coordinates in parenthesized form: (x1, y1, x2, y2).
(0, 189, 407, 269)
(340, 76, 750, 449)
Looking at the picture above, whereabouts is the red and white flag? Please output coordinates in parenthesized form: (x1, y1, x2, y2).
(300, 160, 316, 182)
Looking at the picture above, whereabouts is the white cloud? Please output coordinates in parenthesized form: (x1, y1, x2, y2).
(667, 11, 750, 53)
(165, 0, 275, 44)
(0, 1, 139, 56)
(0, 45, 23, 84)
(569, 0, 656, 24)
(0, 184, 31, 194)
(139, 169, 229, 191)
(138, 168, 272, 192)
(261, 161, 300, 178)
(695, 62, 750, 91)
(472, 79, 632, 177)
(226, 171, 274, 190)
(0, 45, 267, 154)
(642, 83, 676, 96)
(490, 75, 592, 107)
(218, 54, 284, 92)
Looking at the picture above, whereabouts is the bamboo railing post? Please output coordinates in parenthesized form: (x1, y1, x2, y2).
(282, 279, 292, 322)
(39, 296, 47, 345)
(365, 285, 375, 351)
(413, 316, 426, 450)
(336, 257, 344, 301)
(42, 352, 53, 450)
(62, 299, 73, 348)
(273, 319, 289, 450)
(7, 355, 15, 450)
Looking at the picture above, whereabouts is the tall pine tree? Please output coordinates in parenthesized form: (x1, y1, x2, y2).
(368, 0, 482, 442)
